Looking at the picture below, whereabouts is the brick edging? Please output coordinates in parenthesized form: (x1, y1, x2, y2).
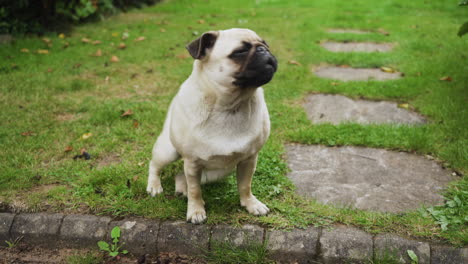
(0, 213, 466, 263)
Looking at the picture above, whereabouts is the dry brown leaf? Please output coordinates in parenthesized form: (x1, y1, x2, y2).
(176, 53, 190, 59)
(20, 48, 29, 53)
(135, 36, 145, 42)
(439, 76, 452, 82)
(121, 109, 133, 117)
(73, 63, 81, 69)
(331, 82, 340, 86)
(198, 19, 205, 24)
(378, 28, 390, 36)
(21, 131, 35, 136)
(288, 60, 302, 66)
(105, 76, 110, 82)
(42, 38, 51, 44)
(81, 38, 91, 43)
(47, 68, 54, 73)
(160, 28, 166, 33)
(92, 40, 102, 45)
(132, 175, 139, 181)
(37, 49, 49, 54)
(133, 120, 139, 128)
(64, 146, 73, 152)
(94, 49, 102, 57)
(110, 55, 119, 62)
(118, 43, 127, 49)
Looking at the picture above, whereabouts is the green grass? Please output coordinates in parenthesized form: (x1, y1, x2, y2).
(0, 0, 466, 246)
(201, 240, 273, 264)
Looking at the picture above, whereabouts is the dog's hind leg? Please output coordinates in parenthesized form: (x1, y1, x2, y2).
(147, 129, 179, 197)
(175, 172, 187, 196)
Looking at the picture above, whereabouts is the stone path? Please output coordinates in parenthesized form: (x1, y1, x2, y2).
(1, 213, 466, 264)
(321, 41, 394, 52)
(290, 28, 456, 214)
(303, 94, 425, 125)
(314, 66, 403, 81)
(286, 144, 456, 213)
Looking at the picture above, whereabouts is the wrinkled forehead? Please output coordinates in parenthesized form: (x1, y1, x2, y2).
(212, 28, 262, 54)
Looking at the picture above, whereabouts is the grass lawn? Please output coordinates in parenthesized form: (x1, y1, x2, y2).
(0, 0, 466, 246)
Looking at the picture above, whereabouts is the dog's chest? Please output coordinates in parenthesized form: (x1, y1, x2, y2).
(192, 109, 267, 169)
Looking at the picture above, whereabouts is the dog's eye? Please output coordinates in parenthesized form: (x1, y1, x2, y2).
(232, 48, 250, 55)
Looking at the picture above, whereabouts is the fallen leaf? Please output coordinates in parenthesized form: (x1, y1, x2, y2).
(47, 68, 54, 72)
(176, 53, 190, 59)
(47, 43, 53, 48)
(64, 146, 73, 152)
(378, 28, 390, 36)
(439, 76, 452, 82)
(92, 40, 102, 45)
(133, 120, 139, 128)
(137, 162, 145, 167)
(122, 32, 129, 40)
(81, 38, 91, 43)
(80, 132, 93, 140)
(20, 48, 29, 53)
(380, 66, 396, 73)
(331, 82, 340, 86)
(160, 28, 166, 33)
(110, 55, 119, 62)
(398, 103, 409, 109)
(132, 175, 139, 181)
(37, 49, 49, 54)
(135, 36, 145, 42)
(288, 60, 301, 66)
(105, 76, 110, 82)
(118, 43, 126, 49)
(63, 42, 70, 48)
(21, 131, 35, 136)
(121, 109, 133, 117)
(73, 63, 81, 69)
(112, 32, 119, 37)
(58, 33, 65, 39)
(42, 37, 51, 44)
(94, 49, 102, 57)
(198, 19, 205, 24)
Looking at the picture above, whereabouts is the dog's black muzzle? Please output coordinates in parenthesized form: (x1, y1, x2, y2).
(233, 45, 278, 89)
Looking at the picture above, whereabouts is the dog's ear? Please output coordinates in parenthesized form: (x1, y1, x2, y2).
(186, 31, 219, 60)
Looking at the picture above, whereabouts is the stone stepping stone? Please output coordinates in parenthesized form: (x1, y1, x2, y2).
(303, 94, 425, 125)
(285, 144, 456, 213)
(320, 41, 393, 53)
(313, 66, 403, 81)
(327, 29, 371, 34)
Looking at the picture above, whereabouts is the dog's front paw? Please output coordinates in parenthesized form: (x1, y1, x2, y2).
(242, 197, 270, 216)
(187, 205, 207, 224)
(146, 184, 163, 197)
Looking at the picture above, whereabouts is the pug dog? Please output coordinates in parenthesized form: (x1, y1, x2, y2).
(147, 28, 278, 224)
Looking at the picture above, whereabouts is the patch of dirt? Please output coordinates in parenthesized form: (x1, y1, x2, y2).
(97, 153, 122, 168)
(0, 245, 206, 264)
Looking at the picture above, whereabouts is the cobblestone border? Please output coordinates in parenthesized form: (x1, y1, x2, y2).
(0, 213, 466, 263)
